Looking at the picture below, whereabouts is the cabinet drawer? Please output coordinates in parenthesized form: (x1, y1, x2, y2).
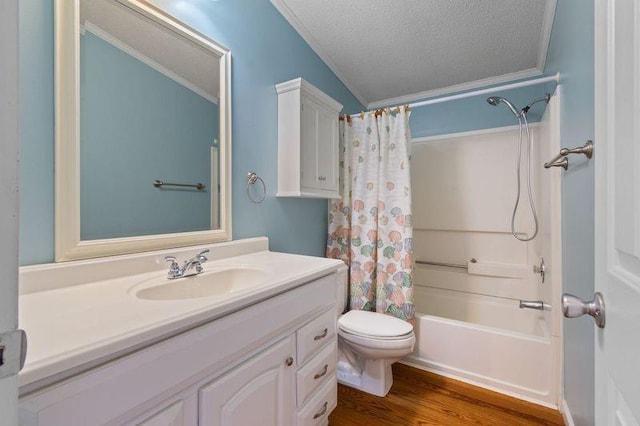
(296, 309, 335, 366)
(296, 377, 337, 426)
(296, 342, 336, 408)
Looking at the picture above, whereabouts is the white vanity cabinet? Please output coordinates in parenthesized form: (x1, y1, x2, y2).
(18, 272, 340, 426)
(276, 78, 342, 199)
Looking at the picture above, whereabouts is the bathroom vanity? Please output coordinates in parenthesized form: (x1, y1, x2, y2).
(18, 238, 345, 425)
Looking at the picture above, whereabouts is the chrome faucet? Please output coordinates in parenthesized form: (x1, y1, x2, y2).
(164, 249, 209, 279)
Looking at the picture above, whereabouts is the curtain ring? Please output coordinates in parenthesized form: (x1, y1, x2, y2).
(247, 171, 266, 204)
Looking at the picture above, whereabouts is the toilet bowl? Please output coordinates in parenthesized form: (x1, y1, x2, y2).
(337, 309, 415, 397)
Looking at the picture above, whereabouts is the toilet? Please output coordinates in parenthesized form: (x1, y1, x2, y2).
(335, 271, 416, 397)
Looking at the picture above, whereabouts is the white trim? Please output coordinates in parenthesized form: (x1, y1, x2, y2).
(367, 68, 544, 109)
(210, 146, 220, 229)
(55, 0, 233, 261)
(399, 359, 559, 410)
(536, 0, 557, 73)
(0, 0, 20, 421)
(366, 73, 559, 112)
(269, 0, 368, 107)
(560, 399, 576, 426)
(411, 123, 541, 144)
(82, 21, 219, 104)
(275, 77, 343, 111)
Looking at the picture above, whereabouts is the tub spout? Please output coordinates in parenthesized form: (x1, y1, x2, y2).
(519, 300, 546, 311)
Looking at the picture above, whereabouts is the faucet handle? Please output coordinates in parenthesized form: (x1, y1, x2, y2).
(196, 249, 209, 263)
(164, 256, 180, 276)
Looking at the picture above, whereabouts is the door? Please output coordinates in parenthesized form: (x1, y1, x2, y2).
(300, 98, 320, 191)
(199, 336, 296, 426)
(0, 0, 21, 423)
(316, 107, 338, 192)
(595, 0, 640, 423)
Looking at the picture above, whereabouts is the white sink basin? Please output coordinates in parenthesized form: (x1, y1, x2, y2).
(134, 268, 268, 300)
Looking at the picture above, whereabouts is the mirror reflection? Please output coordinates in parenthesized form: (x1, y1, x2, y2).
(79, 0, 221, 240)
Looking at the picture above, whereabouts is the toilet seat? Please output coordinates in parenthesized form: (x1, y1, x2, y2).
(338, 310, 413, 339)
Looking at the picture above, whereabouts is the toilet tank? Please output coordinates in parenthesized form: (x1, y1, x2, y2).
(336, 266, 348, 314)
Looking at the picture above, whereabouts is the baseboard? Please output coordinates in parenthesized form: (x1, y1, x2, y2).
(400, 358, 559, 411)
(561, 399, 576, 426)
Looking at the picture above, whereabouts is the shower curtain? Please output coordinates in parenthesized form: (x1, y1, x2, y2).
(327, 109, 414, 322)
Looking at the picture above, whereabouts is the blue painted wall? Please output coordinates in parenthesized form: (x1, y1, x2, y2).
(19, 0, 55, 265)
(18, 0, 363, 265)
(408, 83, 550, 138)
(80, 32, 216, 239)
(544, 1, 595, 424)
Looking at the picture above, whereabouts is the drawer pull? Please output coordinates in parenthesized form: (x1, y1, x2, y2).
(313, 364, 329, 380)
(318, 176, 326, 181)
(313, 401, 328, 419)
(313, 328, 328, 341)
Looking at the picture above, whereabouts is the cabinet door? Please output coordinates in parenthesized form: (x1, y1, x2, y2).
(316, 107, 338, 193)
(137, 400, 188, 426)
(300, 98, 319, 190)
(300, 97, 339, 195)
(199, 337, 296, 426)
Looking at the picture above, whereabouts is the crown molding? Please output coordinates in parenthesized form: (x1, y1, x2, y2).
(269, 0, 368, 107)
(367, 68, 543, 109)
(537, 0, 557, 73)
(82, 21, 219, 104)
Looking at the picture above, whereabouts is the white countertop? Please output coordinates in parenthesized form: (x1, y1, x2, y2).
(19, 249, 343, 391)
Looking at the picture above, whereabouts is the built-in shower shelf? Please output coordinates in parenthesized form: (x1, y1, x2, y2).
(467, 261, 529, 279)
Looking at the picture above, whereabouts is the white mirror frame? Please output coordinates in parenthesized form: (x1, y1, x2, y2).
(55, 0, 232, 261)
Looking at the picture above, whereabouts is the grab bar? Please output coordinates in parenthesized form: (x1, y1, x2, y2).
(416, 259, 476, 270)
(544, 140, 593, 170)
(153, 179, 206, 191)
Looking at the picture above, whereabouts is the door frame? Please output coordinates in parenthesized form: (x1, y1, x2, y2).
(0, 0, 21, 422)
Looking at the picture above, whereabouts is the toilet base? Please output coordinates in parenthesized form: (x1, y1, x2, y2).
(337, 358, 394, 397)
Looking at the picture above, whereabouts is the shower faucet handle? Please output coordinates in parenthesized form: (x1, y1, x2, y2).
(533, 258, 545, 283)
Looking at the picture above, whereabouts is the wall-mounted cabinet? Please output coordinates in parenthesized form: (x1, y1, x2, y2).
(276, 78, 342, 199)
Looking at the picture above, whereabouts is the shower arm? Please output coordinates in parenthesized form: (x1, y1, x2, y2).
(544, 140, 593, 170)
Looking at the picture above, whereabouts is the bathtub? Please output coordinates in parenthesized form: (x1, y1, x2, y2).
(402, 285, 559, 407)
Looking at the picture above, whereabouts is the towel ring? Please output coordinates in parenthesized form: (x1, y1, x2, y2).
(247, 171, 266, 204)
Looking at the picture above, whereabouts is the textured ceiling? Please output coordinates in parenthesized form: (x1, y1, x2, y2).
(271, 0, 554, 107)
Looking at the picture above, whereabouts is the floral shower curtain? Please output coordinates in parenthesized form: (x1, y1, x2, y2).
(327, 109, 414, 323)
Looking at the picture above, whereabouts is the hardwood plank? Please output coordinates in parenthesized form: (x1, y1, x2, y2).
(329, 364, 565, 426)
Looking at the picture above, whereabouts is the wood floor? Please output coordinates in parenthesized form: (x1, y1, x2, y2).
(329, 364, 565, 426)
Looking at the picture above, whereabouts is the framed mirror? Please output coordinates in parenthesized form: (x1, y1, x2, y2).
(55, 0, 232, 261)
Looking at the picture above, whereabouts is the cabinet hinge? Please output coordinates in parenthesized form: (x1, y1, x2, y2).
(0, 329, 27, 379)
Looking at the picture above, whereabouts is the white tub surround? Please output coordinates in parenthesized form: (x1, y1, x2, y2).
(408, 102, 562, 410)
(405, 286, 558, 407)
(18, 237, 346, 425)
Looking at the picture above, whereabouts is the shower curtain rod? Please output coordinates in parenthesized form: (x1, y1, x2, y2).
(350, 73, 559, 115)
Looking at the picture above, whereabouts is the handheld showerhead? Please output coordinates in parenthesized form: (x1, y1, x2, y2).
(486, 96, 521, 117)
(486, 96, 501, 106)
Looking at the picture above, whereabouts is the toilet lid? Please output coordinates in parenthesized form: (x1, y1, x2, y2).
(338, 310, 413, 338)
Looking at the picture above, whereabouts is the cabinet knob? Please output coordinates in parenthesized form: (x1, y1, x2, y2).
(285, 357, 294, 366)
